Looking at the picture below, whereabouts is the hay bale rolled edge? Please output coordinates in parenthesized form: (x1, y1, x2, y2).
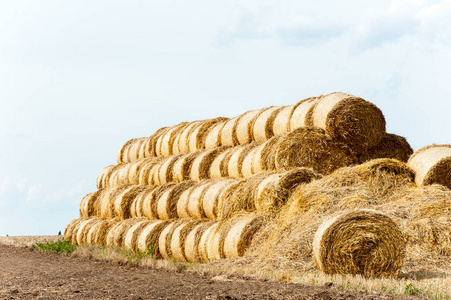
(235, 109, 264, 145)
(220, 116, 241, 147)
(157, 180, 196, 220)
(203, 179, 237, 220)
(205, 120, 227, 149)
(184, 221, 215, 262)
(189, 117, 229, 152)
(289, 97, 320, 131)
(252, 106, 283, 143)
(359, 133, 413, 163)
(136, 220, 169, 256)
(170, 220, 203, 262)
(223, 214, 265, 258)
(273, 105, 296, 136)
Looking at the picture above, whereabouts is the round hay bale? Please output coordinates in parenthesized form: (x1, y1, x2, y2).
(137, 137, 151, 160)
(158, 154, 184, 184)
(105, 164, 125, 188)
(147, 163, 161, 186)
(289, 97, 319, 130)
(114, 185, 149, 219)
(124, 219, 153, 252)
(157, 180, 196, 220)
(157, 123, 188, 157)
(137, 159, 160, 185)
(355, 158, 415, 181)
(70, 218, 87, 244)
(86, 219, 107, 245)
(198, 223, 218, 262)
(254, 173, 282, 211)
(275, 127, 357, 175)
(203, 179, 236, 220)
(252, 136, 282, 173)
(220, 116, 240, 147)
(235, 109, 264, 145)
(112, 218, 146, 247)
(407, 144, 451, 188)
(127, 137, 147, 163)
(176, 187, 194, 218)
(359, 133, 413, 163)
(188, 117, 229, 152)
(241, 148, 258, 178)
(131, 187, 155, 218)
(127, 159, 150, 185)
(146, 127, 169, 158)
(273, 105, 295, 136)
(98, 186, 129, 219)
(175, 121, 202, 154)
(80, 190, 102, 218)
(189, 147, 229, 182)
(186, 182, 211, 219)
(136, 220, 169, 255)
(94, 218, 121, 246)
(206, 224, 223, 261)
(170, 220, 203, 262)
(313, 209, 405, 277)
(223, 214, 264, 258)
(64, 218, 83, 241)
(96, 165, 115, 189)
(111, 164, 131, 186)
(310, 92, 386, 153)
(76, 218, 102, 245)
(205, 120, 227, 149)
(172, 152, 198, 183)
(105, 220, 124, 247)
(216, 180, 247, 220)
(184, 221, 215, 262)
(252, 106, 283, 143)
(209, 148, 233, 179)
(159, 220, 187, 259)
(227, 143, 258, 179)
(143, 183, 176, 219)
(117, 138, 137, 163)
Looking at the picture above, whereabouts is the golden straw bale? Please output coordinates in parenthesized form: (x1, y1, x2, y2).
(310, 92, 386, 153)
(130, 187, 155, 218)
(157, 180, 196, 220)
(188, 117, 229, 152)
(205, 120, 227, 149)
(289, 97, 320, 130)
(159, 220, 188, 259)
(69, 218, 87, 244)
(127, 159, 151, 185)
(137, 137, 151, 160)
(203, 179, 236, 220)
(235, 109, 264, 145)
(359, 133, 413, 163)
(170, 220, 203, 262)
(220, 116, 240, 146)
(184, 221, 215, 262)
(96, 165, 115, 189)
(104, 163, 126, 188)
(64, 218, 83, 241)
(142, 183, 176, 219)
(407, 144, 451, 188)
(112, 218, 146, 247)
(98, 186, 129, 219)
(252, 106, 283, 143)
(227, 143, 258, 179)
(105, 220, 124, 247)
(241, 148, 258, 178)
(79, 191, 96, 218)
(114, 185, 149, 219)
(216, 180, 247, 220)
(158, 154, 184, 184)
(206, 224, 224, 261)
(313, 209, 405, 277)
(172, 152, 198, 183)
(124, 219, 153, 252)
(187, 182, 211, 219)
(136, 220, 169, 256)
(145, 127, 169, 158)
(273, 105, 295, 136)
(116, 138, 137, 163)
(176, 187, 194, 218)
(175, 121, 202, 154)
(76, 218, 102, 245)
(223, 214, 265, 258)
(275, 127, 357, 175)
(127, 137, 147, 163)
(94, 218, 121, 246)
(157, 122, 189, 157)
(190, 147, 229, 182)
(147, 163, 161, 186)
(86, 218, 108, 245)
(209, 148, 230, 179)
(252, 136, 282, 173)
(137, 159, 161, 185)
(198, 223, 219, 262)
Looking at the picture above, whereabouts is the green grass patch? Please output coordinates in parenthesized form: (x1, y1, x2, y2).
(33, 239, 76, 254)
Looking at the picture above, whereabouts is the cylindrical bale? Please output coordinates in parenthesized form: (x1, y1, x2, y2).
(205, 120, 226, 149)
(112, 218, 146, 247)
(110, 164, 131, 187)
(76, 218, 102, 245)
(252, 106, 283, 143)
(93, 218, 120, 246)
(172, 152, 198, 183)
(117, 138, 137, 164)
(147, 163, 161, 186)
(159, 220, 187, 260)
(359, 133, 413, 163)
(216, 180, 247, 220)
(275, 127, 357, 175)
(123, 219, 152, 252)
(310, 92, 386, 153)
(105, 164, 126, 188)
(131, 187, 155, 218)
(220, 116, 240, 147)
(198, 223, 219, 262)
(209, 148, 233, 179)
(98, 186, 129, 219)
(127, 137, 147, 163)
(127, 159, 151, 185)
(203, 179, 236, 220)
(138, 159, 160, 185)
(227, 143, 258, 179)
(189, 147, 228, 182)
(157, 122, 188, 157)
(273, 105, 296, 136)
(114, 185, 149, 220)
(96, 165, 115, 189)
(157, 181, 196, 220)
(407, 144, 451, 188)
(79, 190, 101, 218)
(241, 148, 258, 178)
(313, 209, 405, 277)
(175, 121, 202, 154)
(64, 218, 83, 242)
(188, 117, 229, 152)
(176, 187, 194, 218)
(146, 127, 169, 158)
(187, 182, 211, 219)
(223, 214, 264, 258)
(235, 109, 263, 145)
(86, 219, 105, 245)
(136, 220, 169, 255)
(70, 218, 87, 245)
(289, 97, 320, 131)
(252, 136, 281, 173)
(206, 224, 224, 261)
(137, 137, 151, 160)
(184, 221, 215, 262)
(170, 220, 203, 262)
(105, 220, 124, 247)
(158, 154, 183, 185)
(142, 183, 176, 219)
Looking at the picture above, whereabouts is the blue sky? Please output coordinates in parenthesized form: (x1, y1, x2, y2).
(1, 0, 450, 235)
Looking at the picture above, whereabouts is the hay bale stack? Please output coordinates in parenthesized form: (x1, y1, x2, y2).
(252, 136, 281, 173)
(173, 121, 202, 154)
(205, 120, 226, 149)
(136, 220, 169, 255)
(252, 106, 283, 142)
(184, 221, 215, 262)
(112, 218, 146, 247)
(223, 214, 265, 258)
(209, 148, 232, 179)
(203, 179, 236, 220)
(275, 127, 357, 175)
(157, 180, 196, 220)
(227, 144, 257, 179)
(157, 122, 188, 157)
(113, 185, 149, 219)
(198, 223, 219, 262)
(96, 165, 115, 189)
(313, 209, 405, 277)
(407, 144, 451, 188)
(124, 219, 152, 252)
(309, 92, 386, 153)
(172, 152, 198, 183)
(189, 147, 228, 182)
(289, 97, 319, 131)
(188, 117, 229, 152)
(220, 116, 240, 147)
(170, 220, 203, 261)
(64, 218, 83, 241)
(187, 182, 210, 219)
(272, 105, 295, 136)
(359, 133, 413, 163)
(235, 109, 263, 145)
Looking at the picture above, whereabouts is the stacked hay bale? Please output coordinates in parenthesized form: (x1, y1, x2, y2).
(65, 91, 451, 278)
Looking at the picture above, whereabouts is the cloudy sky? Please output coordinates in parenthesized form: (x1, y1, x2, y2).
(1, 0, 450, 236)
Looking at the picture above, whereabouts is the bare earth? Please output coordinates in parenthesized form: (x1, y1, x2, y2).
(0, 236, 427, 300)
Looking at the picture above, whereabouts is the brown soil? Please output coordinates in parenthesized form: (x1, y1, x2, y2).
(0, 237, 427, 300)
